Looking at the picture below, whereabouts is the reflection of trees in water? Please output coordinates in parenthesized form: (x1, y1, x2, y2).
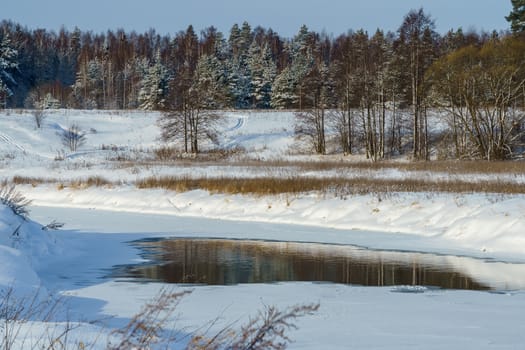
(125, 239, 489, 290)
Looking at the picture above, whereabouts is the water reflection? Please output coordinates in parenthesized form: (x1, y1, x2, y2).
(111, 238, 525, 291)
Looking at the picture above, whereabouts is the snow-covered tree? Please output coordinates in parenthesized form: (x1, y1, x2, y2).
(139, 52, 170, 110)
(271, 26, 314, 109)
(227, 22, 254, 108)
(0, 32, 18, 108)
(73, 58, 109, 109)
(229, 21, 252, 58)
(227, 56, 252, 108)
(248, 42, 276, 108)
(271, 67, 296, 109)
(193, 54, 229, 109)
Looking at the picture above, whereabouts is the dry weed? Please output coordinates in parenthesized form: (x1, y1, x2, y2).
(136, 175, 525, 195)
(189, 303, 320, 350)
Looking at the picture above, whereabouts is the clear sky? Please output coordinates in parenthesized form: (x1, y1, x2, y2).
(2, 0, 511, 38)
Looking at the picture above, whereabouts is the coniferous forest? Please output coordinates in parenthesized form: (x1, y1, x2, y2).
(1, 4, 525, 160)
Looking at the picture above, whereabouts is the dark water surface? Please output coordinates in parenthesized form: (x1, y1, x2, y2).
(110, 238, 525, 291)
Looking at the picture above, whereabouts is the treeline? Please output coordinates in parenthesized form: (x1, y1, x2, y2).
(1, 7, 525, 160)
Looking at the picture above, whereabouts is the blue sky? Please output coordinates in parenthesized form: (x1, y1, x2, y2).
(3, 0, 511, 38)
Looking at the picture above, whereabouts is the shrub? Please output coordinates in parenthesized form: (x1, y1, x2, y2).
(109, 287, 318, 350)
(154, 146, 179, 161)
(61, 124, 86, 152)
(189, 303, 320, 349)
(0, 185, 31, 220)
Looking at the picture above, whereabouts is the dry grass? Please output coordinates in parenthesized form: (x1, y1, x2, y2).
(136, 175, 525, 195)
(110, 158, 525, 176)
(153, 146, 247, 162)
(189, 303, 320, 350)
(70, 176, 113, 188)
(249, 159, 525, 175)
(154, 146, 180, 161)
(12, 175, 113, 189)
(108, 288, 192, 350)
(12, 176, 51, 186)
(8, 159, 525, 196)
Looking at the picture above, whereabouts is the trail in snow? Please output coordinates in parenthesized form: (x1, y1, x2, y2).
(227, 117, 245, 132)
(0, 130, 25, 152)
(223, 116, 247, 149)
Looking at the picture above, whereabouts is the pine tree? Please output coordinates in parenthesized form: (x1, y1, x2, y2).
(193, 54, 229, 109)
(271, 67, 297, 108)
(138, 51, 170, 110)
(227, 56, 252, 108)
(73, 58, 104, 109)
(227, 22, 253, 108)
(0, 31, 18, 108)
(229, 24, 242, 58)
(271, 26, 314, 109)
(507, 0, 525, 33)
(248, 42, 276, 108)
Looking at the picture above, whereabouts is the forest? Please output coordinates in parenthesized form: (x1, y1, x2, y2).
(1, 4, 525, 160)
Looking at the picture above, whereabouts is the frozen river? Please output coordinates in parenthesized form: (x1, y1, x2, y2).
(28, 206, 525, 349)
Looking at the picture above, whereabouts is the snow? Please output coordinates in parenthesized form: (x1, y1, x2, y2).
(0, 109, 525, 349)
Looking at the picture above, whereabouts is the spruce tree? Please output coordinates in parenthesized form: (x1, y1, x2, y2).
(271, 26, 314, 109)
(248, 42, 276, 108)
(507, 0, 525, 33)
(0, 32, 18, 108)
(227, 22, 253, 108)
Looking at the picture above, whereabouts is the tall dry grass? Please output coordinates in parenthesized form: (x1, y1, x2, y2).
(136, 175, 525, 195)
(8, 158, 525, 196)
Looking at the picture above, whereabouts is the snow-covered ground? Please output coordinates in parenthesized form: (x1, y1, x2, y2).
(1, 109, 525, 349)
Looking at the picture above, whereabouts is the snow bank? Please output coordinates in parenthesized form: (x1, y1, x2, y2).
(0, 203, 62, 295)
(20, 184, 525, 261)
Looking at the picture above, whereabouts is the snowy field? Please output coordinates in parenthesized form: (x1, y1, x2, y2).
(1, 109, 525, 349)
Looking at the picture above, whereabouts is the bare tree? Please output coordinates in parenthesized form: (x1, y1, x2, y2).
(32, 109, 46, 129)
(395, 8, 438, 160)
(331, 32, 363, 155)
(294, 110, 327, 154)
(294, 63, 333, 155)
(160, 108, 222, 154)
(160, 52, 227, 154)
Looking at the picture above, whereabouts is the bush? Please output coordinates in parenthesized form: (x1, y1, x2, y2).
(61, 124, 86, 152)
(154, 146, 179, 161)
(189, 303, 320, 349)
(109, 288, 318, 350)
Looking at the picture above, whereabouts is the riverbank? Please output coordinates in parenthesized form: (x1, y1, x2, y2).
(21, 184, 525, 262)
